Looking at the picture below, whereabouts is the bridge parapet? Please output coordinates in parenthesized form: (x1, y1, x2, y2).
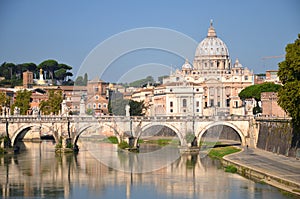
(1, 115, 251, 123)
(254, 116, 292, 122)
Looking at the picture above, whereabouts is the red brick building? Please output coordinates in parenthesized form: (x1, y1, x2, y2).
(261, 92, 286, 117)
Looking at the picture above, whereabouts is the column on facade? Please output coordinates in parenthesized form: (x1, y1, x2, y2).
(221, 86, 225, 108)
(225, 59, 229, 69)
(199, 95, 203, 116)
(207, 87, 210, 107)
(214, 86, 218, 107)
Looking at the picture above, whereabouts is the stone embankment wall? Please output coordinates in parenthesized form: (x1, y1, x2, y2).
(256, 119, 300, 158)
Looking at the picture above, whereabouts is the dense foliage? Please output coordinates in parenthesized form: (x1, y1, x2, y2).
(0, 93, 10, 107)
(0, 59, 73, 87)
(278, 34, 300, 125)
(11, 90, 32, 115)
(39, 90, 63, 115)
(74, 73, 88, 86)
(38, 60, 73, 84)
(238, 82, 281, 114)
(239, 82, 281, 101)
(109, 97, 145, 116)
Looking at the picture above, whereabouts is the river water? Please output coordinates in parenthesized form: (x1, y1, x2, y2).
(0, 140, 290, 199)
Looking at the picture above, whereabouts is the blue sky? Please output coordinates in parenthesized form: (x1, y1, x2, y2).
(0, 0, 299, 82)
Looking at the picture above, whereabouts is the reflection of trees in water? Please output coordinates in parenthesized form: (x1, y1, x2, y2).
(0, 141, 258, 199)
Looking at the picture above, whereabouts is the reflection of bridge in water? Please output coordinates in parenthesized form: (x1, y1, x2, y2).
(1, 115, 258, 150)
(0, 141, 252, 198)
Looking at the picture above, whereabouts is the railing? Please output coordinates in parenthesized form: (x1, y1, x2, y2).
(0, 114, 252, 123)
(254, 116, 292, 122)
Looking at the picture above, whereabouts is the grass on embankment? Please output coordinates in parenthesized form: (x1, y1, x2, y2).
(208, 146, 241, 160)
(208, 146, 241, 173)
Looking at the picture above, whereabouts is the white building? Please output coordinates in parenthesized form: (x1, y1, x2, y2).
(163, 21, 254, 116)
(152, 81, 203, 116)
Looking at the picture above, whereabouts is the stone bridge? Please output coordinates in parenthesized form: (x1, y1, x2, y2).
(0, 115, 257, 150)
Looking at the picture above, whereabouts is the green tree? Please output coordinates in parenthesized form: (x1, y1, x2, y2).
(278, 34, 300, 125)
(239, 82, 281, 114)
(109, 98, 128, 116)
(74, 76, 85, 86)
(239, 83, 281, 101)
(40, 90, 63, 115)
(11, 90, 32, 115)
(84, 73, 88, 85)
(129, 76, 155, 87)
(129, 100, 144, 116)
(0, 62, 15, 80)
(38, 59, 59, 80)
(0, 93, 10, 113)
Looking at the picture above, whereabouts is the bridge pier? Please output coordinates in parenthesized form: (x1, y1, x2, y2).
(55, 136, 74, 153)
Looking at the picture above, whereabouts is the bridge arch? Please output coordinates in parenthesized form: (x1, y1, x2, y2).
(11, 124, 55, 146)
(73, 123, 123, 146)
(197, 121, 245, 146)
(139, 123, 184, 146)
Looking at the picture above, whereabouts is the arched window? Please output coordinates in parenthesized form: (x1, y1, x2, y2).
(182, 99, 187, 107)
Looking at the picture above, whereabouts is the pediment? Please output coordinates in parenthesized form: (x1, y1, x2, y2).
(204, 78, 222, 84)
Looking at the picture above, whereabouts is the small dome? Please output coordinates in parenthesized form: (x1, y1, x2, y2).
(234, 58, 243, 68)
(181, 59, 192, 70)
(194, 21, 229, 57)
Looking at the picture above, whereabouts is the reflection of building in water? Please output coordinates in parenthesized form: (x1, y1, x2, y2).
(0, 141, 255, 199)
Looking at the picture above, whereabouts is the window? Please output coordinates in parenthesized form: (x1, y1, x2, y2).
(196, 101, 199, 107)
(93, 103, 96, 109)
(103, 104, 107, 108)
(235, 101, 238, 108)
(94, 87, 99, 92)
(95, 95, 99, 100)
(170, 101, 173, 107)
(170, 109, 173, 113)
(196, 109, 199, 112)
(210, 99, 214, 107)
(226, 99, 230, 107)
(98, 103, 101, 108)
(217, 101, 220, 107)
(245, 76, 248, 80)
(182, 99, 187, 107)
(205, 102, 208, 108)
(183, 109, 186, 113)
(196, 88, 199, 92)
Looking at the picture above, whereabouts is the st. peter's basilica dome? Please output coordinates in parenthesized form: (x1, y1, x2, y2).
(194, 21, 229, 58)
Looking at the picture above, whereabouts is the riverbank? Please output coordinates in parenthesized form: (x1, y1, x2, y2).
(222, 147, 300, 197)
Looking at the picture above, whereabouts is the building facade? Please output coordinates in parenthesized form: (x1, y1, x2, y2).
(152, 82, 203, 116)
(162, 22, 254, 116)
(86, 78, 109, 115)
(261, 92, 286, 117)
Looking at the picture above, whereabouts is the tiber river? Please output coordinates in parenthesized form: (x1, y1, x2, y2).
(0, 140, 291, 199)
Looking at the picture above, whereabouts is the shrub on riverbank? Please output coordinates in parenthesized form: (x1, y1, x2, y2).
(118, 141, 130, 149)
(208, 146, 241, 160)
(225, 165, 238, 173)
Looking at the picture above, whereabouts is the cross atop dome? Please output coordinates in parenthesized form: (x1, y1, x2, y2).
(207, 20, 217, 38)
